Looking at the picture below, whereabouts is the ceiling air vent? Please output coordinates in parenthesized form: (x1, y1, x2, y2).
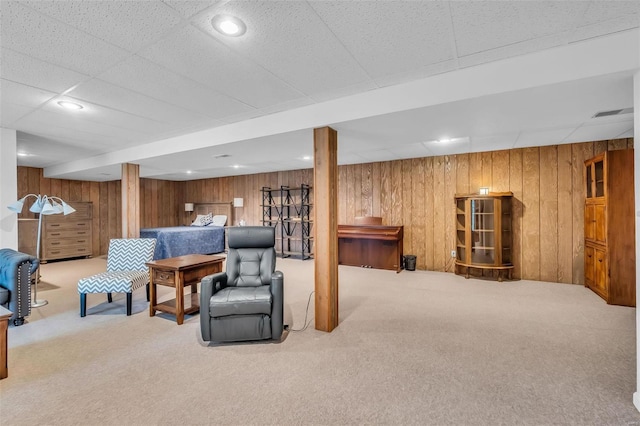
(593, 107, 633, 118)
(212, 154, 230, 159)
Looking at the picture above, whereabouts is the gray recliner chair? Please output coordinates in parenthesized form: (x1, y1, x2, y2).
(200, 226, 284, 343)
(0, 248, 38, 326)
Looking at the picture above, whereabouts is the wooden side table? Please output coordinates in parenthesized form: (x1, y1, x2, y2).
(0, 306, 12, 379)
(147, 254, 224, 325)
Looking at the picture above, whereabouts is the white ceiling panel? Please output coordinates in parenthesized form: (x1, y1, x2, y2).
(1, 102, 31, 127)
(138, 25, 304, 108)
(24, 0, 184, 53)
(356, 149, 396, 163)
(563, 120, 635, 144)
(67, 78, 216, 130)
(161, 0, 221, 19)
(580, 1, 640, 24)
(193, 1, 371, 96)
(570, 14, 640, 43)
(513, 127, 576, 149)
(451, 2, 587, 57)
(96, 55, 254, 120)
(0, 79, 56, 109)
(0, 2, 130, 76)
(16, 131, 105, 169)
(0, 48, 89, 93)
(311, 1, 454, 79)
(469, 133, 519, 153)
(423, 138, 472, 156)
(387, 142, 432, 160)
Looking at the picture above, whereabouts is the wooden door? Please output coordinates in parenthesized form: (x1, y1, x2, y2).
(585, 245, 595, 285)
(594, 204, 606, 244)
(594, 247, 607, 296)
(584, 204, 595, 241)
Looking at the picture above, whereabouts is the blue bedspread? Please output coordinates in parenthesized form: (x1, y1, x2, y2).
(139, 226, 225, 260)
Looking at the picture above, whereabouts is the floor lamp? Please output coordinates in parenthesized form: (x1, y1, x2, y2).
(7, 194, 76, 307)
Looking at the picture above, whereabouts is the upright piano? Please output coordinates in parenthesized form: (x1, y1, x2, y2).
(337, 225, 404, 273)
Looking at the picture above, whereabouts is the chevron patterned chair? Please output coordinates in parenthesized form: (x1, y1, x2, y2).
(77, 238, 156, 317)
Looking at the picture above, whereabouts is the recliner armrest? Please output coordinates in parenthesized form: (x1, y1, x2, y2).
(200, 272, 228, 341)
(270, 270, 284, 340)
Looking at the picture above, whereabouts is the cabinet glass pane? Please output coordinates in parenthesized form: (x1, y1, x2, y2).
(471, 199, 495, 265)
(501, 198, 512, 264)
(586, 165, 592, 198)
(594, 160, 604, 197)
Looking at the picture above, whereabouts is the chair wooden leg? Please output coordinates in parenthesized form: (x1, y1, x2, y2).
(146, 283, 150, 302)
(107, 293, 112, 303)
(80, 294, 86, 317)
(126, 293, 132, 316)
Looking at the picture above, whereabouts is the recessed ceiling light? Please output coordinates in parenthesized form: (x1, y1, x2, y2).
(186, 170, 193, 174)
(211, 15, 246, 37)
(17, 152, 33, 157)
(57, 101, 84, 110)
(232, 164, 240, 169)
(302, 155, 312, 161)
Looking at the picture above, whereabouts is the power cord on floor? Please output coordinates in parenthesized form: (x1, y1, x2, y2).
(289, 290, 315, 332)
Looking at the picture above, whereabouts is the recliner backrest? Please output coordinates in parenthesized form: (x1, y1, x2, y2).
(106, 238, 156, 272)
(226, 227, 276, 287)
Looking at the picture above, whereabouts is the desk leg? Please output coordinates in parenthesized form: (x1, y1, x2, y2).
(0, 317, 8, 379)
(175, 271, 184, 325)
(149, 270, 157, 317)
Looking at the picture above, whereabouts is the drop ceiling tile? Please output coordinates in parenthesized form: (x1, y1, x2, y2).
(192, 1, 371, 97)
(423, 138, 472, 156)
(16, 132, 106, 168)
(570, 15, 640, 43)
(97, 56, 254, 120)
(386, 142, 431, 160)
(451, 1, 587, 57)
(563, 121, 635, 144)
(311, 1, 454, 79)
(457, 32, 568, 69)
(68, 78, 215, 129)
(1, 48, 89, 94)
(309, 81, 378, 103)
(16, 108, 153, 147)
(1, 79, 56, 109)
(469, 133, 518, 153)
(1, 102, 32, 127)
(23, 0, 184, 52)
(373, 60, 458, 89)
(0, 2, 131, 76)
(139, 25, 304, 108)
(355, 149, 395, 162)
(513, 128, 576, 149)
(616, 127, 634, 138)
(580, 1, 640, 25)
(219, 97, 314, 124)
(162, 0, 222, 19)
(338, 153, 367, 165)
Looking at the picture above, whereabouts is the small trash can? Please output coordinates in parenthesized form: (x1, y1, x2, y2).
(404, 255, 416, 271)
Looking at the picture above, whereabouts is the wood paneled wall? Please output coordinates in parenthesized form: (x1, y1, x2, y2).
(16, 137, 634, 285)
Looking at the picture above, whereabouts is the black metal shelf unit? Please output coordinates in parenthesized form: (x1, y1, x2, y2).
(260, 184, 313, 260)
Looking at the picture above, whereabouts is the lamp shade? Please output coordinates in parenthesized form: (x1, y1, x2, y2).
(7, 198, 26, 213)
(233, 198, 244, 208)
(185, 203, 194, 212)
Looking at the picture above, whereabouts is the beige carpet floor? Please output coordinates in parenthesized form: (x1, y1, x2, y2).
(0, 256, 638, 425)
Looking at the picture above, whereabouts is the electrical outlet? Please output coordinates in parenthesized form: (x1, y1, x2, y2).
(450, 250, 456, 258)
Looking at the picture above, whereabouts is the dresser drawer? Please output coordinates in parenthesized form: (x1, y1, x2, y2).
(45, 221, 91, 233)
(43, 244, 92, 260)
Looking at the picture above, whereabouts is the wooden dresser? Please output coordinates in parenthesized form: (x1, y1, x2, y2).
(18, 201, 93, 262)
(584, 150, 635, 306)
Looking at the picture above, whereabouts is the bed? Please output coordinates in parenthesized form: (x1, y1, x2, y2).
(140, 202, 232, 260)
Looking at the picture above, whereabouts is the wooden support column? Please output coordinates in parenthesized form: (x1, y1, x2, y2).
(313, 126, 339, 332)
(121, 163, 140, 238)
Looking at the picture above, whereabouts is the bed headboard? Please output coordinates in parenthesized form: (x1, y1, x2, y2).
(194, 202, 233, 226)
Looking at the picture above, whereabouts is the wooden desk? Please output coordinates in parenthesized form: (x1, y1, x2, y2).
(0, 306, 12, 379)
(147, 254, 224, 325)
(338, 225, 404, 273)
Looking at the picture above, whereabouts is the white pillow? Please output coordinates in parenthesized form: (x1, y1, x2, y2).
(208, 215, 227, 227)
(191, 213, 213, 226)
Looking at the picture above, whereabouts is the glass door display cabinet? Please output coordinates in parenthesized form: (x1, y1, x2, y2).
(454, 192, 513, 281)
(583, 150, 635, 307)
